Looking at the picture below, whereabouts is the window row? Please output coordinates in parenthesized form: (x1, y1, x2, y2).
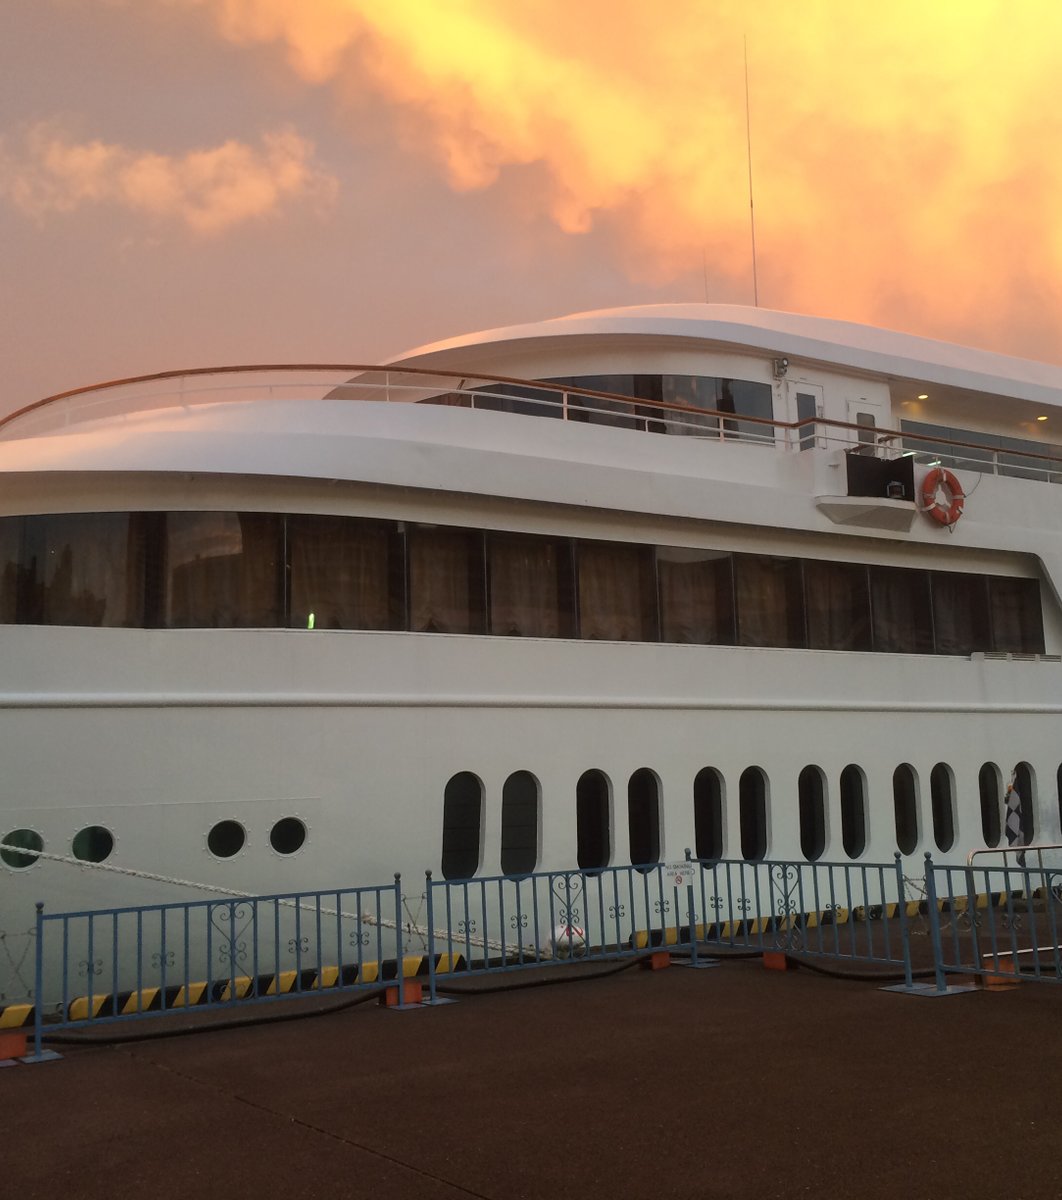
(428, 373, 776, 444)
(0, 817, 308, 870)
(440, 761, 1062, 879)
(0, 511, 1045, 655)
(902, 419, 1062, 483)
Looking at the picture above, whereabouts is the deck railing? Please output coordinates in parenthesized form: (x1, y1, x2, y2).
(2, 364, 1060, 483)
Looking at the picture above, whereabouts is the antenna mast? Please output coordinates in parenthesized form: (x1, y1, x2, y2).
(744, 35, 759, 307)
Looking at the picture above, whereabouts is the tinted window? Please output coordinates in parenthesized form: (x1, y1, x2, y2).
(501, 771, 539, 877)
(628, 768, 661, 869)
(893, 764, 919, 855)
(442, 772, 482, 879)
(576, 770, 611, 870)
(798, 766, 826, 861)
(929, 763, 955, 852)
(979, 763, 1002, 847)
(739, 767, 768, 861)
(693, 768, 725, 860)
(840, 765, 867, 858)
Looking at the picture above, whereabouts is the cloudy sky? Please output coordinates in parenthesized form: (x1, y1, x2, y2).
(3, 1, 1062, 411)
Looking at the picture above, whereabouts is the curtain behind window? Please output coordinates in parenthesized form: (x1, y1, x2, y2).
(658, 548, 733, 643)
(990, 577, 1045, 653)
(0, 516, 19, 623)
(289, 515, 393, 630)
(488, 533, 572, 638)
(870, 567, 932, 653)
(805, 561, 870, 651)
(21, 512, 141, 627)
(165, 512, 281, 628)
(735, 555, 805, 647)
(932, 572, 990, 655)
(577, 541, 654, 641)
(409, 526, 484, 634)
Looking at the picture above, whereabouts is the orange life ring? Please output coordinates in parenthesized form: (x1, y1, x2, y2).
(921, 467, 965, 526)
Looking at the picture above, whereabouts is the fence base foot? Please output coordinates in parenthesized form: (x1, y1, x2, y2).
(680, 958, 721, 970)
(18, 1049, 62, 1064)
(880, 982, 978, 997)
(640, 951, 670, 971)
(420, 995, 458, 1006)
(763, 951, 792, 971)
(380, 981, 424, 1010)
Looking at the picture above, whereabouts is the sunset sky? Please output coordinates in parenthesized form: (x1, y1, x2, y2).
(3, 1, 1061, 410)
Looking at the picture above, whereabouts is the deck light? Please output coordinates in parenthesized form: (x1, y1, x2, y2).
(1037, 415, 1048, 422)
(917, 393, 929, 400)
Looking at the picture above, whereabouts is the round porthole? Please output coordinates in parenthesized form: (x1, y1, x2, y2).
(269, 817, 306, 856)
(208, 820, 246, 859)
(1, 829, 43, 869)
(72, 826, 115, 864)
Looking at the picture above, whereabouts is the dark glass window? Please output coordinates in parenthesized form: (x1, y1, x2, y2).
(628, 768, 661, 869)
(488, 533, 574, 638)
(739, 767, 768, 861)
(979, 763, 1002, 848)
(804, 561, 871, 651)
(288, 515, 401, 631)
(207, 820, 246, 859)
(734, 555, 805, 648)
(408, 526, 485, 635)
(0, 828, 43, 869)
(839, 765, 867, 858)
(693, 768, 724, 861)
(576, 770, 611, 871)
(657, 548, 734, 644)
(270, 817, 307, 856)
(164, 512, 282, 628)
(0, 517, 19, 623)
(1011, 762, 1036, 844)
(798, 766, 826, 861)
(718, 379, 775, 445)
(660, 376, 721, 436)
(870, 567, 933, 653)
(441, 772, 482, 879)
(21, 512, 145, 627)
(562, 375, 641, 430)
(893, 764, 919, 855)
(501, 771, 539, 877)
(576, 541, 656, 641)
(989, 578, 1045, 653)
(72, 825, 115, 864)
(929, 763, 955, 852)
(931, 573, 991, 656)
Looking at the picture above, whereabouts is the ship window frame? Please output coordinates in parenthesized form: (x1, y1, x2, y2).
(207, 819, 247, 860)
(441, 772, 483, 880)
(798, 765, 827, 862)
(500, 770, 540, 878)
(72, 825, 116, 864)
(269, 816, 307, 857)
(627, 767, 662, 871)
(839, 765, 867, 859)
(979, 762, 1002, 848)
(576, 769, 612, 872)
(738, 767, 768, 862)
(693, 768, 725, 861)
(893, 763, 920, 856)
(929, 763, 956, 853)
(1, 827, 44, 870)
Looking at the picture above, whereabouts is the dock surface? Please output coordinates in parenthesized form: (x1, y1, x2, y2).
(6, 958, 1062, 1199)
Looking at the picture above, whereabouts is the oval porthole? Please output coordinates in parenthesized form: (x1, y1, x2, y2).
(1, 828, 43, 869)
(269, 817, 306, 856)
(72, 825, 115, 864)
(207, 820, 246, 859)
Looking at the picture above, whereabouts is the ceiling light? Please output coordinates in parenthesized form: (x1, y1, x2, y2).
(917, 393, 928, 400)
(1037, 415, 1048, 422)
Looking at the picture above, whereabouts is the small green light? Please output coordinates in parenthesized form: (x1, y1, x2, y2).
(307, 612, 315, 630)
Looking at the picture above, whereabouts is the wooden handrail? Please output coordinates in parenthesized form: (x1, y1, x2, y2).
(1, 363, 1060, 467)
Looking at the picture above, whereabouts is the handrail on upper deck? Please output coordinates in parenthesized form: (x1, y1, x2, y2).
(2, 363, 1060, 471)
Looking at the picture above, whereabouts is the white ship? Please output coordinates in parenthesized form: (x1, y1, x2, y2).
(1, 303, 1060, 1004)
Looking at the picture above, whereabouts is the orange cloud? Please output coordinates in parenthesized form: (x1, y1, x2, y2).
(83, 3, 1062, 351)
(0, 123, 337, 234)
